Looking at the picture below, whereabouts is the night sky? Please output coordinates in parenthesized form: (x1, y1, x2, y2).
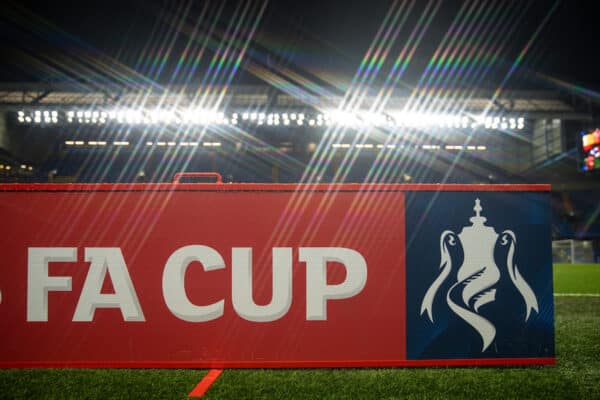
(0, 0, 598, 93)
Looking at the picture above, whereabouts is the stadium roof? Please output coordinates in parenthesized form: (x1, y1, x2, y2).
(0, 83, 594, 120)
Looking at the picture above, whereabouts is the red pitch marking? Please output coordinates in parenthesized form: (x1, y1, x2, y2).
(189, 369, 223, 398)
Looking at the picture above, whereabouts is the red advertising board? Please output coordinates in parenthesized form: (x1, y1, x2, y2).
(0, 178, 554, 368)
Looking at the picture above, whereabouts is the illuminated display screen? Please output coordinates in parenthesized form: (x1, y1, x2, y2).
(581, 128, 600, 171)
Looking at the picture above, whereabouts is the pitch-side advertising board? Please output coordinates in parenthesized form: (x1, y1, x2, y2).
(0, 179, 555, 367)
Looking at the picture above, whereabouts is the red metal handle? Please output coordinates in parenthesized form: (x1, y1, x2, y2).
(173, 172, 223, 184)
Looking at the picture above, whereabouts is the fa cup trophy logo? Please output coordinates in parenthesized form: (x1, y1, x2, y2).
(420, 199, 539, 352)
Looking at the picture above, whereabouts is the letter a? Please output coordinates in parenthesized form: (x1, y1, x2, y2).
(73, 248, 145, 321)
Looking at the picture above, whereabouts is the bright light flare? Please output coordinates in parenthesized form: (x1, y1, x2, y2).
(15, 109, 527, 130)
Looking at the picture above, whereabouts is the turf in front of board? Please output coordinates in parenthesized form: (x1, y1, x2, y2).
(207, 297, 599, 399)
(0, 265, 599, 399)
(553, 264, 600, 294)
(0, 369, 204, 399)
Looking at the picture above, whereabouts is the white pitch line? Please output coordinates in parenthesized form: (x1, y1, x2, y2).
(554, 293, 600, 297)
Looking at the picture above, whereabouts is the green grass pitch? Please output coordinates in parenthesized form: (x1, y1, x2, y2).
(1, 264, 599, 399)
(553, 264, 600, 294)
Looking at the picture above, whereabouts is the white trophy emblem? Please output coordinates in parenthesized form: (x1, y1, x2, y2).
(420, 199, 539, 351)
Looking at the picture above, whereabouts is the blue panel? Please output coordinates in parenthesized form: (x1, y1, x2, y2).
(406, 192, 554, 359)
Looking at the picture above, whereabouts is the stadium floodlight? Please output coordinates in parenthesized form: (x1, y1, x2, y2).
(149, 109, 178, 124)
(360, 112, 387, 126)
(390, 111, 426, 127)
(182, 108, 226, 125)
(461, 117, 469, 128)
(325, 110, 360, 126)
(112, 109, 143, 124)
(14, 108, 527, 131)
